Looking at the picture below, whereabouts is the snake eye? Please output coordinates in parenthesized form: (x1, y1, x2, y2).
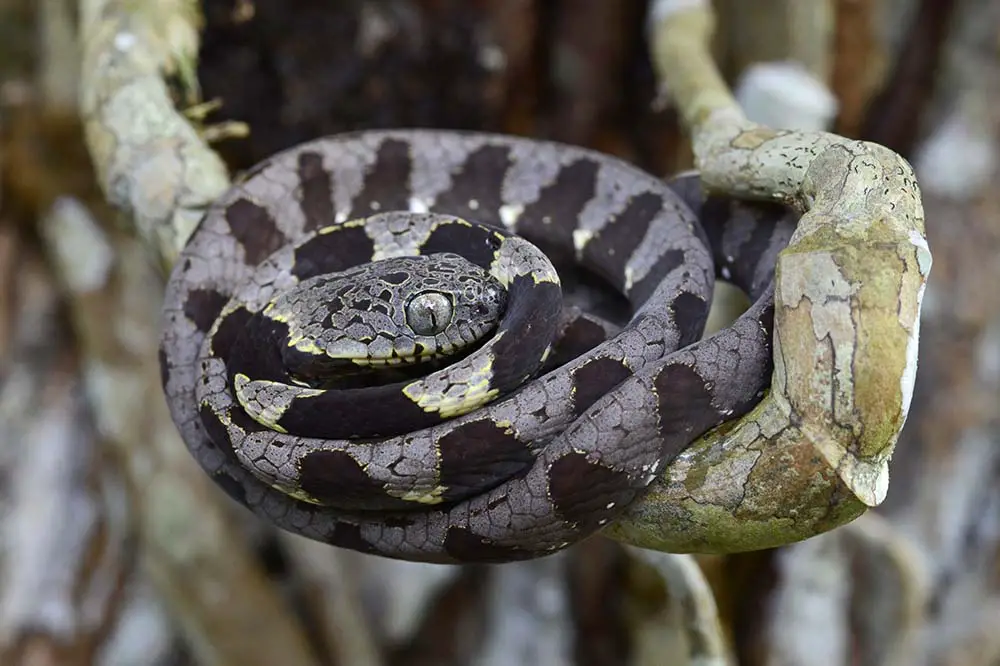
(405, 291, 453, 336)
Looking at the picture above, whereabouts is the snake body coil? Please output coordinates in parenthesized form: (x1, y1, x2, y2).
(160, 130, 795, 563)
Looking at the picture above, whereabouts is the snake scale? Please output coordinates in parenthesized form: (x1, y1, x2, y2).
(161, 130, 825, 564)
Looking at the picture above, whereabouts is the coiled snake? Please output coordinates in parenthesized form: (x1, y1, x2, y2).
(159, 130, 926, 563)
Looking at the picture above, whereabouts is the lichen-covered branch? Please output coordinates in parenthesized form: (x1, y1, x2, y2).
(606, 0, 932, 552)
(62, 3, 327, 661)
(78, 0, 231, 269)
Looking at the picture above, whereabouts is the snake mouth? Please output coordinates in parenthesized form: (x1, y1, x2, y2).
(350, 351, 447, 368)
(286, 338, 491, 391)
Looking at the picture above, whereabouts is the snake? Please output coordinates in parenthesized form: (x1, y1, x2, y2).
(160, 129, 802, 564)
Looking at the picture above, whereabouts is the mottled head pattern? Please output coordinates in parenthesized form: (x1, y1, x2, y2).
(264, 253, 507, 386)
(201, 210, 565, 447)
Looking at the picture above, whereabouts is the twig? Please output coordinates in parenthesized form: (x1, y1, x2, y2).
(607, 0, 932, 553)
(78, 0, 231, 269)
